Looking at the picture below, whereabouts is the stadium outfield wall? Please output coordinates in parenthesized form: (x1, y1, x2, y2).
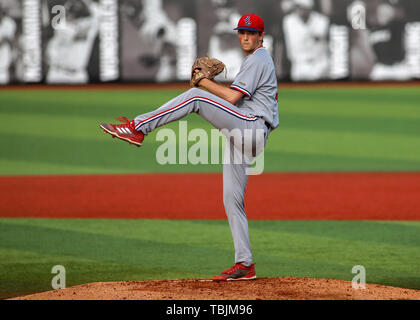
(0, 0, 419, 85)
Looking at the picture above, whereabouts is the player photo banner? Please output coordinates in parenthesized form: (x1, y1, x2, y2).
(22, 0, 42, 82)
(405, 22, 420, 78)
(44, 0, 101, 84)
(99, 0, 119, 82)
(270, 0, 420, 82)
(119, 0, 194, 83)
(176, 17, 197, 81)
(1, 0, 420, 85)
(329, 24, 350, 80)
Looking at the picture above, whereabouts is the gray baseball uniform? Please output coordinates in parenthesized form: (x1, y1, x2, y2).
(134, 47, 278, 266)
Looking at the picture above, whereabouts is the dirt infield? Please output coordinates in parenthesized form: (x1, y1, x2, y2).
(9, 277, 420, 300)
(1, 172, 420, 220)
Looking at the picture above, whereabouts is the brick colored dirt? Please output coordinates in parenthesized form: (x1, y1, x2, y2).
(1, 172, 420, 220)
(9, 277, 420, 300)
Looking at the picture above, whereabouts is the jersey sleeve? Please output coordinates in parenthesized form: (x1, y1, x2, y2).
(230, 55, 262, 98)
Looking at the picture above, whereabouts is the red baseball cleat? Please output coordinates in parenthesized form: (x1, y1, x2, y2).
(100, 116, 145, 147)
(212, 263, 256, 281)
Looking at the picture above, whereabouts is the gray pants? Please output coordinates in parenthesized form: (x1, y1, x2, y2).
(135, 88, 269, 266)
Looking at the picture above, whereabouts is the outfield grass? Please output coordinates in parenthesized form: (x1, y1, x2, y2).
(0, 87, 419, 175)
(0, 218, 419, 299)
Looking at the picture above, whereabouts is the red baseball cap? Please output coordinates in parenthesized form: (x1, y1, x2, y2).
(234, 14, 265, 33)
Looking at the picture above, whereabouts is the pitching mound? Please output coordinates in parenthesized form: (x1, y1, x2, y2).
(9, 277, 420, 300)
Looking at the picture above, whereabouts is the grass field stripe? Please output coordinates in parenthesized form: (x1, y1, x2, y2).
(135, 96, 258, 130)
(2, 87, 420, 175)
(1, 218, 419, 299)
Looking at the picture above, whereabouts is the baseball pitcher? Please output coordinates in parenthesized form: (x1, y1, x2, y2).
(100, 14, 279, 281)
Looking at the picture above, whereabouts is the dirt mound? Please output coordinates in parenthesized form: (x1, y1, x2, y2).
(9, 277, 420, 300)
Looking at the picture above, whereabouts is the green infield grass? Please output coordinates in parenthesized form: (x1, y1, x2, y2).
(0, 87, 419, 175)
(0, 218, 419, 299)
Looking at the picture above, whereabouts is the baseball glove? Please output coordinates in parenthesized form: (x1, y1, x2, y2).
(190, 56, 226, 87)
